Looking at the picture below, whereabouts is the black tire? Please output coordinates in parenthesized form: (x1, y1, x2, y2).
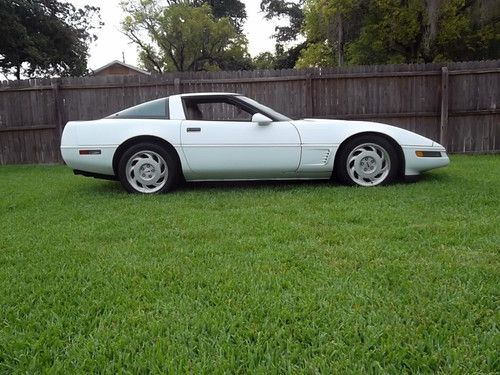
(335, 134, 401, 187)
(117, 142, 180, 194)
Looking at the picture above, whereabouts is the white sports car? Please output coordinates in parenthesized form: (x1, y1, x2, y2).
(61, 92, 449, 194)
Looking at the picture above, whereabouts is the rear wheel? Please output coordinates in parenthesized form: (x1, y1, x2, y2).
(336, 135, 400, 186)
(117, 143, 179, 194)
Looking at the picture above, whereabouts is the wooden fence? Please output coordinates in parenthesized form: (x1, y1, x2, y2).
(0, 60, 499, 165)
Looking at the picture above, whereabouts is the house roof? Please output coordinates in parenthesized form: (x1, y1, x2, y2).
(92, 60, 151, 75)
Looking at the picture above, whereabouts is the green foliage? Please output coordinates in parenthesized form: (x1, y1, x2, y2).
(142, 0, 247, 31)
(261, 0, 306, 44)
(197, 0, 247, 32)
(273, 42, 309, 69)
(122, 1, 251, 72)
(296, 42, 336, 68)
(260, 0, 307, 69)
(0, 0, 101, 79)
(345, 0, 424, 65)
(0, 155, 499, 372)
(300, 0, 500, 68)
(431, 0, 500, 62)
(253, 52, 276, 70)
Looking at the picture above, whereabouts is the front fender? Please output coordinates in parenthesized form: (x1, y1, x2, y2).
(292, 119, 435, 147)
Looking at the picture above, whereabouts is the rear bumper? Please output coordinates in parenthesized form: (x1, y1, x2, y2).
(61, 146, 116, 175)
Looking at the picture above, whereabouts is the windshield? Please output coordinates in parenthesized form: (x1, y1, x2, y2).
(237, 96, 291, 121)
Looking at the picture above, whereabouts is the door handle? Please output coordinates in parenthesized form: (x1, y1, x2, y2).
(187, 127, 201, 132)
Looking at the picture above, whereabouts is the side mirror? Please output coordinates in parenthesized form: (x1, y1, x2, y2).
(252, 113, 272, 125)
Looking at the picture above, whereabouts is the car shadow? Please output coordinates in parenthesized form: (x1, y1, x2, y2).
(78, 171, 450, 195)
(180, 179, 335, 192)
(76, 179, 124, 195)
(404, 171, 451, 184)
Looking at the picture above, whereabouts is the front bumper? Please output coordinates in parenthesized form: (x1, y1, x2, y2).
(403, 144, 450, 176)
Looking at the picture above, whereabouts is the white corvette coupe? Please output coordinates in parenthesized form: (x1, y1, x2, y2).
(61, 93, 449, 194)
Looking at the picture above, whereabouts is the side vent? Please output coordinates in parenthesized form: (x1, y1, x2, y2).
(301, 148, 333, 167)
(321, 150, 331, 165)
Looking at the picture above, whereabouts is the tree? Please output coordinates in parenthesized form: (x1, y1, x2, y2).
(193, 0, 246, 32)
(260, 0, 306, 44)
(430, 0, 499, 62)
(347, 0, 499, 64)
(299, 0, 500, 67)
(122, 2, 251, 72)
(295, 42, 336, 68)
(274, 42, 308, 69)
(128, 0, 247, 31)
(260, 0, 307, 68)
(345, 0, 428, 65)
(298, 0, 367, 68)
(253, 52, 276, 69)
(0, 0, 101, 80)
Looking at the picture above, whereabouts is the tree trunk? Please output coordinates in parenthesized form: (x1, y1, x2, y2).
(15, 65, 21, 80)
(337, 12, 344, 67)
(423, 0, 441, 61)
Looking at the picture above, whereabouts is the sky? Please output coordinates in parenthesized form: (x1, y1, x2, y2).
(68, 0, 283, 70)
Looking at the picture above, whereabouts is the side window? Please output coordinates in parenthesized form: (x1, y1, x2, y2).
(108, 98, 169, 119)
(184, 98, 253, 121)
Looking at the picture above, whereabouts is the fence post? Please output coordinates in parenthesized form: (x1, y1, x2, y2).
(440, 66, 449, 147)
(305, 74, 314, 118)
(174, 78, 182, 94)
(51, 80, 64, 138)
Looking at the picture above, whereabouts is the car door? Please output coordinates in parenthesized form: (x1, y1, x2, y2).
(180, 97, 301, 179)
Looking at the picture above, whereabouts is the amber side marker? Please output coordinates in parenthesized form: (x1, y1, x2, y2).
(415, 151, 442, 157)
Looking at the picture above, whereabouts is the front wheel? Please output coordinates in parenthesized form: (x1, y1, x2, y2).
(117, 143, 179, 194)
(335, 135, 401, 187)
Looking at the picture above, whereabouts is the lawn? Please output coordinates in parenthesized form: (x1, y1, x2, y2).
(0, 155, 498, 373)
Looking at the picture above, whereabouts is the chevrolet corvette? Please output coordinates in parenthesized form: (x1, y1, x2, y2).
(61, 93, 449, 193)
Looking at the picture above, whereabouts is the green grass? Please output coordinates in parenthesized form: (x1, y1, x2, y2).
(0, 155, 498, 373)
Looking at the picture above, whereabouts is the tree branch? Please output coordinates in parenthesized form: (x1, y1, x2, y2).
(122, 29, 163, 74)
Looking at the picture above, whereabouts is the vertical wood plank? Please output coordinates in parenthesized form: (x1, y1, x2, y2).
(305, 74, 314, 118)
(440, 66, 449, 147)
(51, 80, 64, 138)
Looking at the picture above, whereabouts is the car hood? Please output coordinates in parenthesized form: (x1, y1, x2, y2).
(291, 118, 436, 147)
